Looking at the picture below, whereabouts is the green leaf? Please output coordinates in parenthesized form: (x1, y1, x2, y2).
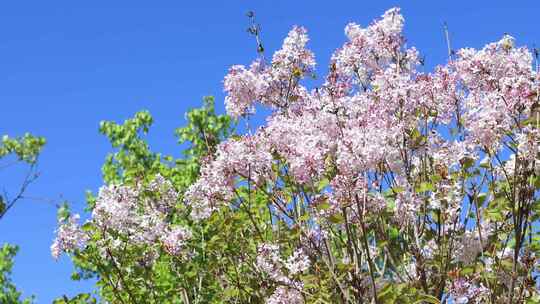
(413, 294, 440, 304)
(315, 201, 331, 211)
(327, 213, 344, 224)
(477, 193, 487, 204)
(392, 186, 405, 194)
(389, 227, 400, 240)
(317, 178, 330, 191)
(415, 182, 434, 193)
(0, 196, 5, 215)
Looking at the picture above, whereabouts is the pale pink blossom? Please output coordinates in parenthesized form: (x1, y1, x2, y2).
(161, 226, 192, 256)
(266, 286, 303, 304)
(51, 214, 88, 259)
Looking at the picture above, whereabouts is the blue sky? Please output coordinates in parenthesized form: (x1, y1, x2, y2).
(0, 1, 538, 302)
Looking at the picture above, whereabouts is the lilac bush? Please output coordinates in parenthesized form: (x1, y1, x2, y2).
(54, 8, 540, 304)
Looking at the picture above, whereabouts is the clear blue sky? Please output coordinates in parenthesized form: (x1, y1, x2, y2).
(0, 1, 538, 302)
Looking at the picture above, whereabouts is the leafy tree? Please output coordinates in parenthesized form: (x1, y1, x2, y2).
(0, 133, 45, 219)
(0, 133, 45, 303)
(0, 244, 34, 304)
(53, 97, 248, 303)
(53, 8, 540, 304)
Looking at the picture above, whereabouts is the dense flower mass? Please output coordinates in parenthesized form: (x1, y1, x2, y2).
(161, 226, 192, 256)
(51, 7, 540, 304)
(256, 244, 310, 303)
(223, 26, 315, 119)
(185, 134, 274, 220)
(448, 278, 489, 304)
(266, 286, 303, 304)
(185, 7, 540, 303)
(52, 175, 191, 260)
(189, 7, 538, 224)
(51, 214, 88, 259)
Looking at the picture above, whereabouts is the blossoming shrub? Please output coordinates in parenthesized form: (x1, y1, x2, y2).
(54, 8, 540, 304)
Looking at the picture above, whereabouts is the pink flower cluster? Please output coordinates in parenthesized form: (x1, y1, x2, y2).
(454, 35, 536, 150)
(448, 277, 489, 304)
(161, 226, 192, 256)
(266, 286, 303, 304)
(51, 214, 89, 259)
(185, 135, 273, 220)
(224, 26, 315, 119)
(256, 244, 310, 303)
(93, 175, 191, 257)
(186, 6, 539, 228)
(52, 175, 191, 260)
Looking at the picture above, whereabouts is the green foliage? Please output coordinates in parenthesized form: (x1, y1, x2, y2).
(98, 110, 157, 184)
(59, 97, 246, 303)
(0, 133, 44, 302)
(0, 244, 34, 304)
(0, 133, 45, 164)
(52, 293, 96, 304)
(175, 96, 233, 157)
(0, 132, 45, 219)
(173, 96, 234, 191)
